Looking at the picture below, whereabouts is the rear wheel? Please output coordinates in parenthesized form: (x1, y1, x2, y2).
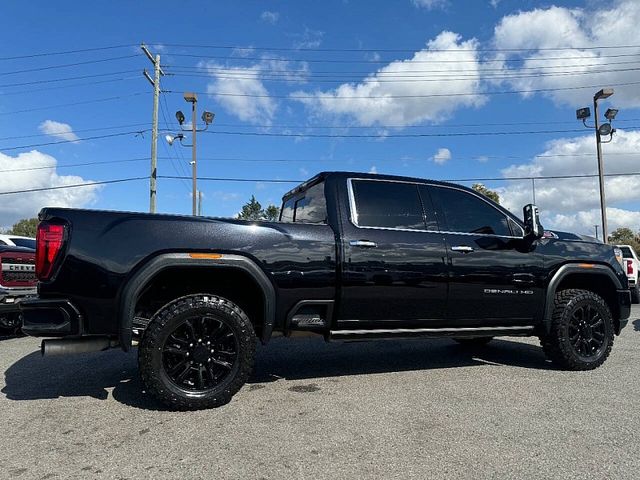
(453, 337, 493, 347)
(139, 294, 256, 410)
(540, 289, 614, 370)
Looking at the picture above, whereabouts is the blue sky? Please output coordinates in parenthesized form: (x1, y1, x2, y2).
(1, 0, 640, 236)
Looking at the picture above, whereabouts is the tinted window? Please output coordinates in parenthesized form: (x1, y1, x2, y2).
(433, 187, 511, 236)
(0, 240, 6, 245)
(620, 246, 634, 258)
(352, 180, 427, 230)
(11, 238, 36, 249)
(280, 182, 327, 224)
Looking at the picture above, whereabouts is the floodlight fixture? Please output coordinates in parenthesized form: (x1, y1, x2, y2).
(165, 133, 184, 146)
(598, 123, 613, 136)
(175, 110, 185, 125)
(604, 108, 618, 121)
(594, 88, 614, 100)
(576, 107, 591, 120)
(202, 111, 215, 125)
(184, 92, 198, 103)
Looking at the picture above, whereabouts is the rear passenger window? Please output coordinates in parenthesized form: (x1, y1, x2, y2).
(432, 186, 511, 236)
(280, 182, 327, 224)
(351, 180, 431, 230)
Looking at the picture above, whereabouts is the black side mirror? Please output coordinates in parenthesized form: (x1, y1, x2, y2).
(523, 204, 543, 240)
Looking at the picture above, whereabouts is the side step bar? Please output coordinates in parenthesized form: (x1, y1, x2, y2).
(329, 325, 535, 341)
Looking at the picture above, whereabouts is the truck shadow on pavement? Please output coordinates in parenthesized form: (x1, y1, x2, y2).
(2, 337, 551, 410)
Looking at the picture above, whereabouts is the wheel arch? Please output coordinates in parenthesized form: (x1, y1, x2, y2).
(544, 263, 623, 334)
(118, 253, 276, 350)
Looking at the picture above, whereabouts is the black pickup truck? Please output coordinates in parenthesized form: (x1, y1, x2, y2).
(17, 171, 630, 410)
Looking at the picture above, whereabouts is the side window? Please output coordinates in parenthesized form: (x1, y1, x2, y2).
(351, 180, 429, 230)
(280, 182, 327, 224)
(0, 240, 6, 245)
(432, 186, 511, 236)
(280, 198, 295, 222)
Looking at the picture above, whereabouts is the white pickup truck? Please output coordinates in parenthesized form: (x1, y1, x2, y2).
(617, 244, 640, 303)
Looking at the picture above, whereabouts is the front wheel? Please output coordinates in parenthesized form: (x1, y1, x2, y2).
(540, 289, 614, 370)
(139, 294, 256, 410)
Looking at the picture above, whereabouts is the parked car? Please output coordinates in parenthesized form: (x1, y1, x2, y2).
(0, 244, 36, 334)
(0, 234, 36, 249)
(16, 171, 631, 410)
(616, 244, 640, 303)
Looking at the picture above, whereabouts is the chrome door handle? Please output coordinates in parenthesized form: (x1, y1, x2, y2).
(451, 245, 474, 253)
(350, 240, 378, 248)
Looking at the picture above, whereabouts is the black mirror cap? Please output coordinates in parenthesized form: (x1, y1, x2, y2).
(523, 204, 544, 240)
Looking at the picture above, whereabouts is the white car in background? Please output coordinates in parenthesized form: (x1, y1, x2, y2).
(0, 235, 36, 250)
(616, 244, 640, 304)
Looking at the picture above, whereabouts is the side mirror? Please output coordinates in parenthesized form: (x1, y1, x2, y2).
(523, 204, 543, 240)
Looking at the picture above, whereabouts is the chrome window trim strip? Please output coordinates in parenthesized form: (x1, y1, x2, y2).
(346, 177, 525, 240)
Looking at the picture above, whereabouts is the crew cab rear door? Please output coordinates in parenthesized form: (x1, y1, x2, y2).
(428, 184, 545, 326)
(337, 178, 448, 329)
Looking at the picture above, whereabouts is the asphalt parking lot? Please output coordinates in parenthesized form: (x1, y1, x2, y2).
(1, 309, 639, 480)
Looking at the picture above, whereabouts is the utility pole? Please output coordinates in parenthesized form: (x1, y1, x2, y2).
(594, 93, 608, 243)
(198, 191, 203, 216)
(594, 225, 599, 240)
(141, 43, 165, 213)
(184, 92, 199, 216)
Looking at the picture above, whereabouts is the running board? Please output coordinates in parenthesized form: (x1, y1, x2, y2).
(329, 325, 535, 341)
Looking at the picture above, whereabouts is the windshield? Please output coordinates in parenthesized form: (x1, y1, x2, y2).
(10, 238, 36, 249)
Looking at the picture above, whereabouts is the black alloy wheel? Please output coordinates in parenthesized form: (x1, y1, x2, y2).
(162, 315, 239, 391)
(139, 294, 256, 410)
(540, 289, 614, 370)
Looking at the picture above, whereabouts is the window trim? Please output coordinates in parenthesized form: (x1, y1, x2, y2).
(347, 177, 525, 239)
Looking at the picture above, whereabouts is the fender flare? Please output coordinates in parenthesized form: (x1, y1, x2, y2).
(118, 253, 276, 350)
(543, 263, 623, 332)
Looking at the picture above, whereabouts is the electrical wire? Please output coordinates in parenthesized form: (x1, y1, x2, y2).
(0, 92, 148, 115)
(0, 54, 141, 76)
(0, 123, 150, 142)
(0, 177, 148, 196)
(0, 44, 136, 61)
(0, 130, 148, 152)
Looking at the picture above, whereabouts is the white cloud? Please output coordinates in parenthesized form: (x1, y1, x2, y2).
(412, 0, 448, 10)
(432, 147, 451, 165)
(489, 0, 500, 8)
(38, 120, 79, 143)
(260, 11, 279, 24)
(369, 165, 378, 174)
(200, 56, 308, 125)
(293, 32, 486, 126)
(291, 27, 324, 49)
(0, 150, 100, 227)
(497, 129, 640, 235)
(490, 1, 640, 107)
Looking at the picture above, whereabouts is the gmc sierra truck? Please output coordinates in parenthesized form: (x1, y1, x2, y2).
(0, 245, 36, 334)
(14, 171, 631, 410)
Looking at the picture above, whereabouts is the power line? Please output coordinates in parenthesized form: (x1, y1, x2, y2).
(0, 157, 150, 173)
(167, 81, 640, 99)
(0, 44, 135, 61)
(196, 126, 640, 139)
(0, 177, 147, 196)
(158, 42, 640, 54)
(0, 76, 140, 96)
(0, 122, 150, 142)
(0, 70, 139, 88)
(0, 92, 148, 115)
(0, 54, 140, 76)
(163, 51, 640, 64)
(0, 130, 148, 152)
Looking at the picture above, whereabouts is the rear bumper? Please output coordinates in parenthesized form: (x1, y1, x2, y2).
(617, 288, 631, 334)
(18, 298, 82, 337)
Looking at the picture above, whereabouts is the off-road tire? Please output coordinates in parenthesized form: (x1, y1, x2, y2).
(631, 285, 639, 304)
(540, 289, 614, 371)
(453, 337, 493, 347)
(139, 294, 256, 410)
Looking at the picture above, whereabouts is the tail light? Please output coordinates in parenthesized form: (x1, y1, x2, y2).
(36, 222, 66, 281)
(627, 259, 634, 275)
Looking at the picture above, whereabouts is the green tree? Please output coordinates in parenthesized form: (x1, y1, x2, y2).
(264, 205, 280, 221)
(472, 183, 500, 204)
(237, 195, 263, 221)
(608, 227, 640, 251)
(8, 217, 38, 237)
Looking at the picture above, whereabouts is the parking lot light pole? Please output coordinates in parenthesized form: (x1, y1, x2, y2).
(184, 92, 198, 216)
(594, 88, 613, 244)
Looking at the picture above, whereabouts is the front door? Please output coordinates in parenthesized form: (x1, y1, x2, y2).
(337, 179, 448, 329)
(428, 185, 545, 326)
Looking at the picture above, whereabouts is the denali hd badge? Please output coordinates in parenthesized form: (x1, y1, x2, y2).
(484, 288, 534, 295)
